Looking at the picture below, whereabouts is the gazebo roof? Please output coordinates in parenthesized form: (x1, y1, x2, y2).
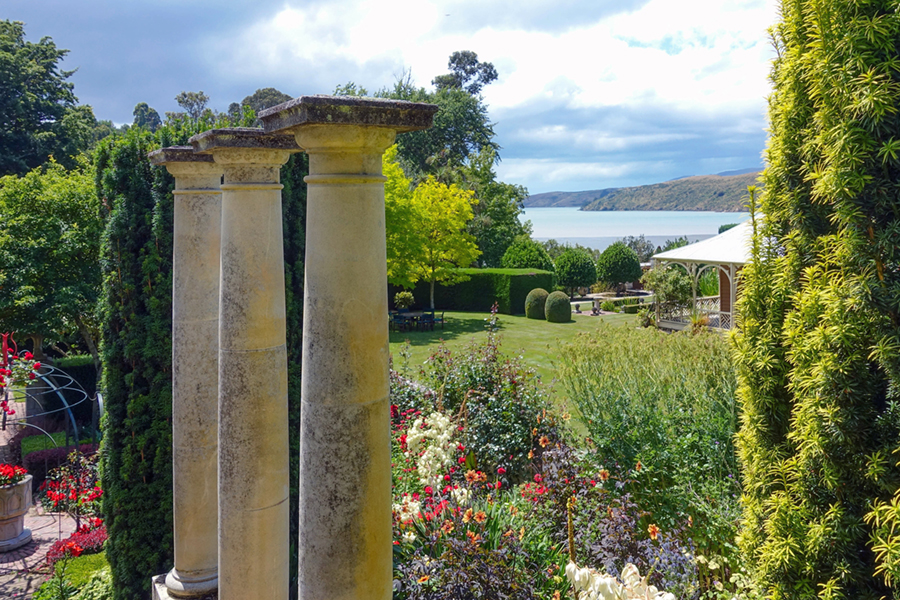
(652, 220, 752, 265)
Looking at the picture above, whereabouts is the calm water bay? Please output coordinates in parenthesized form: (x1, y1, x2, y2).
(520, 208, 751, 252)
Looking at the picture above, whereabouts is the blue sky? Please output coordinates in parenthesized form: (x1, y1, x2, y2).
(6, 0, 778, 194)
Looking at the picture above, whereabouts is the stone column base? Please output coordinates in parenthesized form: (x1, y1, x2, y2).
(152, 574, 218, 600)
(0, 528, 31, 552)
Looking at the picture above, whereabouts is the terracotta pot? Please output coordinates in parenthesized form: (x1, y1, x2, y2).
(0, 473, 32, 552)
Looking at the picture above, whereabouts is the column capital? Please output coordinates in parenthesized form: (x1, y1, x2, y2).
(259, 95, 438, 136)
(149, 146, 221, 190)
(189, 128, 301, 166)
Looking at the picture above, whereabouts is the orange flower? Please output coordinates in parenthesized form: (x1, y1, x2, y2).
(464, 470, 478, 483)
(532, 427, 538, 436)
(539, 435, 550, 448)
(462, 508, 473, 523)
(635, 460, 642, 472)
(648, 524, 660, 541)
(553, 591, 561, 600)
(473, 511, 487, 523)
(519, 526, 526, 540)
(527, 450, 534, 459)
(466, 530, 481, 544)
(509, 505, 519, 516)
(688, 515, 693, 527)
(476, 471, 487, 483)
(417, 575, 430, 583)
(441, 520, 454, 534)
(504, 529, 515, 537)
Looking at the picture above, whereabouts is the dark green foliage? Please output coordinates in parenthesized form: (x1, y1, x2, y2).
(524, 288, 549, 320)
(544, 291, 570, 323)
(132, 103, 161, 132)
(95, 128, 175, 600)
(94, 108, 308, 600)
(280, 151, 308, 597)
(431, 50, 498, 96)
(554, 249, 597, 297)
(717, 223, 737, 234)
(0, 20, 89, 176)
(501, 238, 555, 272)
(399, 268, 554, 315)
(595, 242, 642, 289)
(733, 1, 900, 597)
(620, 235, 655, 262)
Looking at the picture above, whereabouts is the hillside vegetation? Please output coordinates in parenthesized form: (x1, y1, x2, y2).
(524, 171, 761, 211)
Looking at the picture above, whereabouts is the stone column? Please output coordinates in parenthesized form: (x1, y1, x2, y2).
(148, 147, 222, 598)
(261, 96, 437, 600)
(189, 128, 300, 600)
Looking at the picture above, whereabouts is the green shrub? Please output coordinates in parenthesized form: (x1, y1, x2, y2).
(558, 323, 739, 565)
(554, 248, 596, 297)
(599, 300, 618, 312)
(400, 268, 554, 315)
(524, 288, 549, 319)
(621, 304, 642, 315)
(394, 290, 414, 309)
(544, 291, 571, 323)
(501, 237, 555, 272)
(595, 242, 641, 289)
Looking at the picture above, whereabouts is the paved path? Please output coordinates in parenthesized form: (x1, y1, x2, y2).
(0, 506, 77, 599)
(1, 394, 78, 599)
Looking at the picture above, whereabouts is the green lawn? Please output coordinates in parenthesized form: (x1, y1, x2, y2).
(389, 309, 635, 388)
(21, 431, 93, 459)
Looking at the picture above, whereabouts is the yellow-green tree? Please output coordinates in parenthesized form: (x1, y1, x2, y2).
(384, 147, 480, 307)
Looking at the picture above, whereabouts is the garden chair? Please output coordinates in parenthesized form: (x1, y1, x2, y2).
(418, 311, 435, 331)
(434, 312, 445, 329)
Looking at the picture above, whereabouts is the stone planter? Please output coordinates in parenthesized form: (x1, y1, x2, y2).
(0, 474, 32, 552)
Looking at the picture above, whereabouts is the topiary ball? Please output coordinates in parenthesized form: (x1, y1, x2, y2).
(545, 291, 572, 323)
(525, 288, 549, 319)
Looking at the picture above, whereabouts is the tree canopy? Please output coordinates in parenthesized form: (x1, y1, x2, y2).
(595, 242, 642, 290)
(501, 237, 554, 272)
(554, 248, 597, 297)
(432, 50, 498, 96)
(132, 102, 161, 131)
(0, 159, 101, 359)
(0, 20, 92, 176)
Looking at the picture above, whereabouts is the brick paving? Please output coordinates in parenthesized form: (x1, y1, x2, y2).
(1, 395, 78, 600)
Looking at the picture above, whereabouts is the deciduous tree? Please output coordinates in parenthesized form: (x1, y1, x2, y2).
(0, 21, 89, 176)
(0, 159, 101, 361)
(595, 242, 642, 291)
(554, 249, 596, 297)
(501, 237, 554, 272)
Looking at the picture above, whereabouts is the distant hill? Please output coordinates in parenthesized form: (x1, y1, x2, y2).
(523, 170, 762, 212)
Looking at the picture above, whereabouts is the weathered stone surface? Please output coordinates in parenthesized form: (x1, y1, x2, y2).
(0, 475, 32, 553)
(207, 138, 296, 600)
(154, 151, 222, 598)
(189, 128, 300, 153)
(293, 111, 429, 600)
(148, 146, 215, 165)
(297, 400, 391, 600)
(259, 95, 438, 135)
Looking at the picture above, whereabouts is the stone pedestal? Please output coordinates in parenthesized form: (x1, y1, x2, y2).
(0, 475, 32, 553)
(190, 128, 300, 600)
(261, 96, 437, 600)
(149, 147, 222, 598)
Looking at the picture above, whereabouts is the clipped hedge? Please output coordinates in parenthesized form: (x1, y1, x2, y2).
(23, 443, 99, 487)
(524, 288, 549, 319)
(397, 269, 555, 315)
(545, 291, 571, 323)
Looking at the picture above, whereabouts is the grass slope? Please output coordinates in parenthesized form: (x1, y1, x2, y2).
(389, 309, 635, 387)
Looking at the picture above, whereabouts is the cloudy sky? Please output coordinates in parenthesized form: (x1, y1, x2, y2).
(7, 0, 778, 194)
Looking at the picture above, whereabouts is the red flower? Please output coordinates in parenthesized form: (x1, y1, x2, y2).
(497, 467, 506, 475)
(33, 362, 41, 370)
(533, 474, 543, 483)
(28, 372, 36, 380)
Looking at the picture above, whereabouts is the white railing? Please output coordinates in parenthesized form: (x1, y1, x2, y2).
(657, 296, 734, 331)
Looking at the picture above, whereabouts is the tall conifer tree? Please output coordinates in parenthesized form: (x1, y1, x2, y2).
(734, 1, 900, 597)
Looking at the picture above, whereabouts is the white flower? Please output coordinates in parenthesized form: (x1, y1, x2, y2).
(451, 487, 470, 505)
(402, 530, 416, 543)
(574, 567, 592, 592)
(392, 496, 420, 522)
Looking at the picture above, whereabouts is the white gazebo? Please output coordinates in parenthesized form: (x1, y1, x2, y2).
(651, 220, 751, 331)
